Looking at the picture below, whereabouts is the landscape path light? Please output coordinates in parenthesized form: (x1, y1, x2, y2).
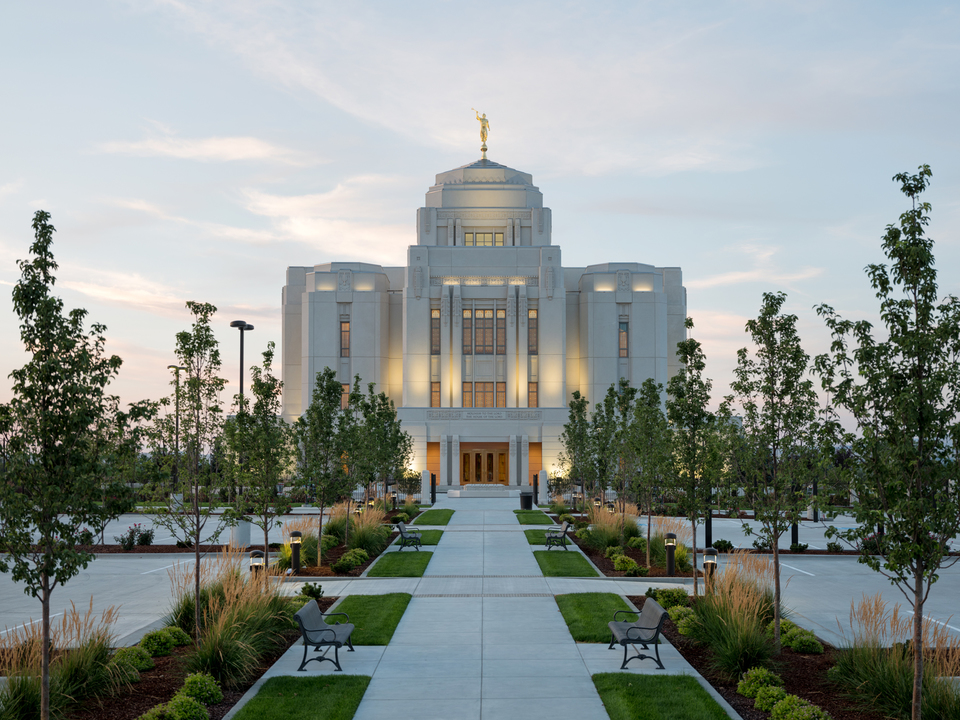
(290, 531, 302, 576)
(249, 550, 265, 574)
(704, 547, 718, 588)
(665, 532, 677, 576)
(605, 500, 616, 514)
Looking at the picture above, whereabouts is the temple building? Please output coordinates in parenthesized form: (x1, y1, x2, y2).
(281, 149, 687, 494)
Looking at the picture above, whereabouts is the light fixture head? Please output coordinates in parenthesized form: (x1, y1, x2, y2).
(593, 496, 601, 507)
(244, 324, 254, 331)
(704, 547, 718, 565)
(605, 501, 616, 514)
(665, 532, 677, 547)
(289, 531, 302, 546)
(249, 550, 265, 566)
(230, 320, 247, 328)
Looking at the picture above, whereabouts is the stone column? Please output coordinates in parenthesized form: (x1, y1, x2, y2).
(421, 469, 431, 500)
(509, 435, 519, 486)
(440, 435, 449, 487)
(539, 470, 549, 506)
(521, 434, 529, 487)
(452, 435, 461, 487)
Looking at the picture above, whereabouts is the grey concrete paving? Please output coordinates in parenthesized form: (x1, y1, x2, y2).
(225, 497, 740, 720)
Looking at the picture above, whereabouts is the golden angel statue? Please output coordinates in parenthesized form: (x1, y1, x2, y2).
(472, 109, 490, 156)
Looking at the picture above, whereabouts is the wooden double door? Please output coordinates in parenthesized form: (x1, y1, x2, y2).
(461, 443, 509, 485)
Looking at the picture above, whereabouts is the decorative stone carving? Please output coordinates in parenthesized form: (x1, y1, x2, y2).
(455, 219, 462, 246)
(454, 295, 461, 326)
(447, 219, 453, 247)
(338, 270, 351, 291)
(617, 270, 630, 292)
(519, 296, 527, 325)
(413, 266, 423, 299)
(437, 210, 531, 220)
(426, 410, 543, 421)
(442, 293, 450, 326)
(430, 276, 538, 286)
(546, 266, 554, 300)
(510, 436, 517, 458)
(425, 209, 431, 233)
(507, 294, 516, 327)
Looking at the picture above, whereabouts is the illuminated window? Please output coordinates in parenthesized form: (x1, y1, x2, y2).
(462, 310, 472, 355)
(496, 382, 506, 408)
(496, 309, 506, 355)
(431, 382, 440, 408)
(527, 309, 538, 355)
(464, 232, 474, 246)
(463, 231, 503, 247)
(619, 321, 628, 358)
(341, 383, 350, 410)
(495, 232, 504, 246)
(340, 321, 350, 357)
(431, 309, 440, 355)
(462, 382, 473, 407)
(476, 310, 493, 354)
(475, 382, 494, 408)
(528, 382, 538, 408)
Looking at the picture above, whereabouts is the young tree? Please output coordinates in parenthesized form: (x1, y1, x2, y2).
(360, 382, 413, 504)
(725, 291, 820, 651)
(150, 301, 228, 641)
(0, 211, 129, 720)
(335, 376, 373, 547)
(223, 342, 294, 555)
(295, 367, 350, 549)
(814, 166, 960, 720)
(631, 379, 673, 568)
(558, 390, 593, 514)
(666, 318, 720, 597)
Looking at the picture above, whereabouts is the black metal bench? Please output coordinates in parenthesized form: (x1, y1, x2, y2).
(544, 521, 571, 550)
(397, 522, 423, 551)
(607, 597, 668, 669)
(293, 600, 355, 672)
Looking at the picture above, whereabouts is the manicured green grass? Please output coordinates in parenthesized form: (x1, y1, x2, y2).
(412, 509, 454, 525)
(412, 529, 443, 545)
(232, 675, 370, 720)
(524, 528, 549, 544)
(556, 593, 635, 642)
(534, 550, 599, 577)
(593, 674, 729, 720)
(331, 593, 411, 645)
(366, 551, 433, 577)
(514, 510, 553, 525)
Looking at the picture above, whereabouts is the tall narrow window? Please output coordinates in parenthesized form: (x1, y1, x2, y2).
(341, 383, 350, 410)
(464, 232, 475, 246)
(462, 382, 473, 407)
(496, 382, 506, 408)
(495, 232, 504, 246)
(431, 309, 441, 355)
(476, 310, 494, 354)
(619, 321, 629, 358)
(431, 382, 440, 408)
(527, 309, 538, 355)
(475, 382, 494, 408)
(528, 382, 538, 408)
(496, 309, 506, 354)
(462, 310, 472, 355)
(340, 321, 350, 357)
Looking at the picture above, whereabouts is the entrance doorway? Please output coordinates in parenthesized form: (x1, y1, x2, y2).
(460, 443, 509, 485)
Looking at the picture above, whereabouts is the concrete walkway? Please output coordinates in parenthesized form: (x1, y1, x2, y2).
(224, 497, 741, 720)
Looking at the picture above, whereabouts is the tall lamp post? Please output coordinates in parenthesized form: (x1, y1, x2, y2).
(229, 320, 255, 398)
(166, 364, 187, 488)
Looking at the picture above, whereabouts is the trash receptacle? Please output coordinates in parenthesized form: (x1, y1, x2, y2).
(520, 491, 533, 510)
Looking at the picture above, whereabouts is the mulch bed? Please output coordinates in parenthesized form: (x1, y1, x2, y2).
(566, 532, 702, 578)
(72, 597, 339, 720)
(286, 531, 399, 577)
(626, 595, 887, 720)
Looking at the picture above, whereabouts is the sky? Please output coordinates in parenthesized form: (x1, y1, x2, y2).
(1, 1, 959, 415)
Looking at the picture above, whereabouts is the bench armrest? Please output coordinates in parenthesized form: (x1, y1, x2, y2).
(302, 626, 338, 641)
(613, 610, 640, 621)
(321, 611, 350, 623)
(625, 624, 658, 640)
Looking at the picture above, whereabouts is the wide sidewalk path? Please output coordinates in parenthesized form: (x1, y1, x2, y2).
(225, 497, 739, 720)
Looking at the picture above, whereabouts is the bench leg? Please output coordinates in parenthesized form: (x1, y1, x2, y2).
(297, 643, 310, 672)
(608, 634, 616, 650)
(621, 644, 630, 670)
(331, 644, 342, 671)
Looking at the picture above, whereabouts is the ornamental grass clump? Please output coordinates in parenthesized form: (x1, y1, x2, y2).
(829, 594, 960, 719)
(349, 507, 390, 555)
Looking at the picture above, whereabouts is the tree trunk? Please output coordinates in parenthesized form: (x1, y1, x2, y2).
(194, 497, 201, 644)
(912, 571, 924, 720)
(691, 518, 699, 597)
(41, 573, 50, 720)
(772, 542, 782, 653)
(344, 497, 351, 549)
(318, 499, 326, 565)
(646, 498, 652, 568)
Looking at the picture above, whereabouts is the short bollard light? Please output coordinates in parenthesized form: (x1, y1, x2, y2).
(290, 531, 302, 576)
(605, 500, 616, 514)
(665, 533, 677, 576)
(250, 550, 265, 574)
(704, 547, 718, 587)
(593, 496, 602, 509)
(391, 491, 398, 511)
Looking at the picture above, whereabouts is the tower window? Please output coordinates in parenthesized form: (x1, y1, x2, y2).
(462, 382, 473, 407)
(462, 231, 504, 247)
(341, 383, 350, 410)
(431, 309, 440, 355)
(527, 309, 538, 355)
(475, 382, 494, 408)
(462, 310, 472, 355)
(496, 382, 506, 408)
(340, 321, 350, 358)
(496, 309, 506, 355)
(619, 321, 628, 358)
(476, 310, 494, 354)
(431, 382, 440, 408)
(528, 382, 538, 408)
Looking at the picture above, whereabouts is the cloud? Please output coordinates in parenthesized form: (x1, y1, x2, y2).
(686, 245, 823, 289)
(0, 180, 23, 199)
(60, 270, 192, 318)
(97, 129, 308, 165)
(106, 197, 281, 245)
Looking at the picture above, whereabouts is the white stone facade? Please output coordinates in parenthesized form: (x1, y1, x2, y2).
(281, 158, 687, 490)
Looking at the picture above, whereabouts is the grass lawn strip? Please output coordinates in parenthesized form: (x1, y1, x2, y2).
(412, 508, 454, 525)
(231, 676, 370, 720)
(514, 509, 553, 525)
(366, 550, 433, 577)
(396, 529, 442, 545)
(593, 674, 729, 720)
(524, 528, 549, 544)
(534, 550, 599, 577)
(556, 593, 635, 642)
(329, 593, 412, 645)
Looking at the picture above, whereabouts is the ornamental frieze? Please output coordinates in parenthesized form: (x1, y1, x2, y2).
(427, 410, 542, 420)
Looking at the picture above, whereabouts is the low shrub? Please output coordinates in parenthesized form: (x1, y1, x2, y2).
(163, 626, 192, 647)
(113, 645, 155, 671)
(110, 655, 142, 686)
(332, 548, 369, 574)
(752, 538, 771, 552)
(179, 672, 224, 705)
(137, 527, 155, 546)
(390, 512, 410, 525)
(299, 582, 324, 600)
(558, 513, 575, 525)
(575, 528, 590, 539)
(826, 541, 843, 553)
(644, 587, 689, 610)
(613, 555, 638, 572)
(784, 627, 824, 654)
(860, 532, 886, 555)
(140, 629, 176, 657)
(737, 667, 784, 698)
(755, 685, 788, 712)
(770, 694, 832, 720)
(137, 704, 169, 720)
(604, 545, 624, 559)
(624, 565, 648, 577)
(574, 520, 589, 531)
(626, 536, 646, 551)
(713, 539, 734, 552)
(767, 618, 798, 637)
(668, 605, 698, 636)
(674, 543, 692, 573)
(165, 692, 209, 720)
(789, 543, 808, 553)
(320, 534, 338, 554)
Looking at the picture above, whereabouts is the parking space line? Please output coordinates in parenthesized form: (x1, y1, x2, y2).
(779, 562, 815, 577)
(1, 613, 64, 636)
(141, 558, 196, 575)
